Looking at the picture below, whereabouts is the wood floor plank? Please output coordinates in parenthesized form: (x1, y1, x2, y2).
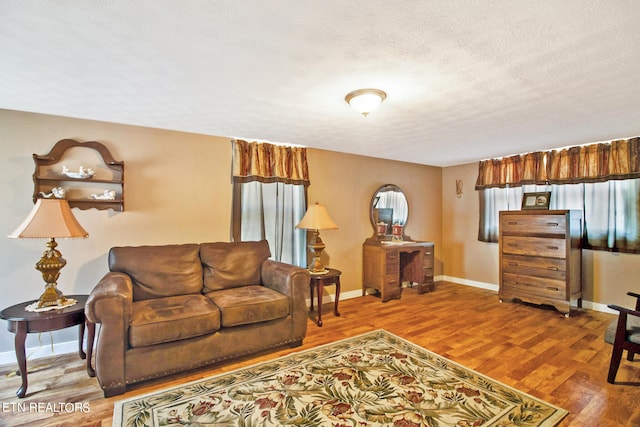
(0, 281, 638, 426)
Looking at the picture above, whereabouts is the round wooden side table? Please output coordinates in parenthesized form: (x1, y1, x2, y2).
(0, 294, 88, 398)
(309, 268, 341, 327)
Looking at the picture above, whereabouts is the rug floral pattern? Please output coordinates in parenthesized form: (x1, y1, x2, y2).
(114, 330, 567, 427)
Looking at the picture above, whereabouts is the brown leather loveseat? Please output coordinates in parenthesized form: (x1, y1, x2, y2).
(85, 240, 309, 397)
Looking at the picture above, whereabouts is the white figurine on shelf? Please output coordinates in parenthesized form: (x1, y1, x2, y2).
(39, 187, 66, 199)
(91, 190, 116, 200)
(62, 165, 94, 179)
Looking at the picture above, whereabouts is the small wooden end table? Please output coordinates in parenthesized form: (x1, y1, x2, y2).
(0, 294, 89, 398)
(309, 268, 341, 327)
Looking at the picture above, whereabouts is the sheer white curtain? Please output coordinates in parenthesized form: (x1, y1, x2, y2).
(476, 137, 640, 252)
(479, 180, 640, 252)
(478, 186, 522, 242)
(238, 181, 307, 266)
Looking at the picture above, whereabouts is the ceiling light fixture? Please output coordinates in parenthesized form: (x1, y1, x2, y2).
(345, 88, 387, 117)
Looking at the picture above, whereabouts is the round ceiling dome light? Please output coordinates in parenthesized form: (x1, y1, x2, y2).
(345, 88, 387, 117)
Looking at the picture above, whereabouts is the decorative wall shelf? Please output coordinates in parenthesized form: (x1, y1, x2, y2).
(32, 139, 124, 211)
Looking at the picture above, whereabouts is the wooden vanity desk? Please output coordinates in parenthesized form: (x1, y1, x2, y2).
(363, 239, 435, 302)
(363, 184, 435, 302)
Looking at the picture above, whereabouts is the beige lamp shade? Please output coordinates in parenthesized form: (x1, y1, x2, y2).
(295, 202, 338, 231)
(8, 199, 88, 308)
(296, 202, 337, 274)
(9, 199, 88, 239)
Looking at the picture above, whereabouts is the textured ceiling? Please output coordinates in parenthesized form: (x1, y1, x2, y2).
(1, 1, 639, 166)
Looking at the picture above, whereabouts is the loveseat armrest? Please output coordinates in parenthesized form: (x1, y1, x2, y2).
(85, 272, 133, 325)
(261, 259, 309, 296)
(85, 272, 134, 397)
(261, 259, 310, 342)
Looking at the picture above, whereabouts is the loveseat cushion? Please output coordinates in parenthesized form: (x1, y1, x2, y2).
(129, 294, 220, 348)
(201, 240, 271, 292)
(206, 285, 289, 327)
(109, 244, 203, 301)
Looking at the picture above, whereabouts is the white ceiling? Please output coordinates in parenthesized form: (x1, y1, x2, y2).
(1, 1, 639, 167)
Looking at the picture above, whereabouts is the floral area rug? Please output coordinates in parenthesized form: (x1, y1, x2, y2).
(113, 330, 567, 427)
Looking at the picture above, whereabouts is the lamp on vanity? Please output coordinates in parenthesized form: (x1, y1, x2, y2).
(296, 202, 338, 274)
(8, 199, 88, 309)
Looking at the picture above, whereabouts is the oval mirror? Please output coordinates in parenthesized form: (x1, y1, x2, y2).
(370, 184, 409, 239)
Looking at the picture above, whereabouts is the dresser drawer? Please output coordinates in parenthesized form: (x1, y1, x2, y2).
(501, 214, 566, 235)
(502, 255, 566, 280)
(502, 272, 565, 299)
(502, 236, 566, 258)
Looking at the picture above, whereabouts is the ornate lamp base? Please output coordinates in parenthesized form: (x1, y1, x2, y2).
(35, 238, 68, 308)
(307, 230, 329, 274)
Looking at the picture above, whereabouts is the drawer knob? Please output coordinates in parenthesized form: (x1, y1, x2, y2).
(507, 221, 519, 225)
(546, 222, 559, 226)
(546, 246, 559, 250)
(546, 287, 559, 291)
(547, 267, 559, 271)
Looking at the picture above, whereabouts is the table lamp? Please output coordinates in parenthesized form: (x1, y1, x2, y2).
(296, 202, 338, 274)
(8, 199, 89, 308)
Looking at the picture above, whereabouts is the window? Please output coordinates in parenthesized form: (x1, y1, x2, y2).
(230, 139, 311, 266)
(476, 137, 640, 253)
(479, 180, 640, 253)
(234, 181, 307, 266)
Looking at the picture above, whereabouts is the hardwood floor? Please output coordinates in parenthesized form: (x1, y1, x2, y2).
(1, 281, 639, 426)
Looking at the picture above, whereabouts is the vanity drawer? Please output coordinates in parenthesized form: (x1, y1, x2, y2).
(502, 255, 566, 280)
(501, 214, 566, 235)
(502, 236, 566, 258)
(502, 272, 566, 299)
(422, 252, 434, 268)
(386, 250, 399, 274)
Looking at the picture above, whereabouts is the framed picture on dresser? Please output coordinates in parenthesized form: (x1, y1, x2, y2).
(521, 191, 551, 210)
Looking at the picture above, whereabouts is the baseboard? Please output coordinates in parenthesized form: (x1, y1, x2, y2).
(440, 275, 617, 314)
(439, 275, 499, 292)
(0, 276, 614, 365)
(0, 335, 87, 366)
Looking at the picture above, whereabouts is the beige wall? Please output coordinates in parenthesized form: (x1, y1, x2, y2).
(306, 148, 443, 294)
(3, 107, 636, 359)
(441, 162, 640, 310)
(0, 109, 442, 356)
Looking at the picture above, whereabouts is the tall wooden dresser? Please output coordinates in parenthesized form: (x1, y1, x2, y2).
(499, 210, 582, 316)
(362, 240, 434, 302)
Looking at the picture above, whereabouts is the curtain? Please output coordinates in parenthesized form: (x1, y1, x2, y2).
(547, 137, 640, 184)
(231, 140, 310, 266)
(475, 137, 640, 189)
(232, 139, 310, 185)
(478, 186, 523, 242)
(236, 181, 307, 265)
(377, 190, 408, 225)
(476, 137, 640, 252)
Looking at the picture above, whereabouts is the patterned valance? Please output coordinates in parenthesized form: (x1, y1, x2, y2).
(232, 139, 310, 186)
(475, 137, 640, 189)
